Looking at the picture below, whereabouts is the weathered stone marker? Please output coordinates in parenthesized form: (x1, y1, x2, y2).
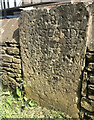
(19, 2, 89, 118)
(1, 1, 94, 119)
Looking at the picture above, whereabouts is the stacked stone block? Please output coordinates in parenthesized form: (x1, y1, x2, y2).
(0, 18, 22, 89)
(81, 50, 94, 119)
(1, 42, 22, 89)
(81, 3, 94, 119)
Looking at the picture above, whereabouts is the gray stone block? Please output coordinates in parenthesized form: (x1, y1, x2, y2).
(88, 85, 94, 95)
(6, 47, 19, 55)
(86, 63, 94, 72)
(89, 75, 94, 84)
(81, 97, 94, 112)
(81, 72, 87, 97)
(86, 52, 94, 62)
(2, 55, 13, 63)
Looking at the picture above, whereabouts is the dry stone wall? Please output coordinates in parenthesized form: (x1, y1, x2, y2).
(0, 18, 22, 89)
(1, 42, 21, 88)
(80, 3, 94, 119)
(19, 2, 89, 118)
(81, 50, 94, 119)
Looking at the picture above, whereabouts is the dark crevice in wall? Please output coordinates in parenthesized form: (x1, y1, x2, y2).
(18, 29, 24, 86)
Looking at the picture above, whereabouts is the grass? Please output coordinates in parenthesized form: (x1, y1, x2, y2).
(0, 86, 71, 119)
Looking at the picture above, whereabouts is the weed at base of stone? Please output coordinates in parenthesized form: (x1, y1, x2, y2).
(0, 88, 71, 119)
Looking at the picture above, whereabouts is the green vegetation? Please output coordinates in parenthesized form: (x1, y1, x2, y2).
(0, 89, 71, 119)
(0, 79, 71, 119)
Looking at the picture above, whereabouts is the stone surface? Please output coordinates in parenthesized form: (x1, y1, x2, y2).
(87, 63, 94, 72)
(0, 49, 6, 54)
(7, 72, 17, 78)
(86, 114, 94, 120)
(88, 95, 94, 100)
(6, 47, 19, 55)
(80, 3, 94, 118)
(2, 55, 13, 63)
(12, 58, 21, 64)
(19, 3, 89, 118)
(81, 72, 87, 97)
(88, 85, 94, 94)
(1, 1, 94, 119)
(8, 76, 20, 88)
(2, 62, 11, 67)
(16, 78, 21, 82)
(2, 73, 8, 86)
(12, 63, 21, 69)
(86, 52, 94, 62)
(0, 18, 19, 43)
(1, 18, 22, 89)
(87, 41, 94, 52)
(9, 43, 19, 47)
(14, 69, 21, 74)
(81, 97, 94, 112)
(3, 67, 15, 73)
(87, 2, 94, 52)
(89, 75, 94, 84)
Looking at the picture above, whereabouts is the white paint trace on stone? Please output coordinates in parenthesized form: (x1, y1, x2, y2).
(20, 7, 35, 10)
(0, 29, 4, 34)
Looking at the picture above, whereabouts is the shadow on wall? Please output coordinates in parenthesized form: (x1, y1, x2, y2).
(13, 28, 19, 43)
